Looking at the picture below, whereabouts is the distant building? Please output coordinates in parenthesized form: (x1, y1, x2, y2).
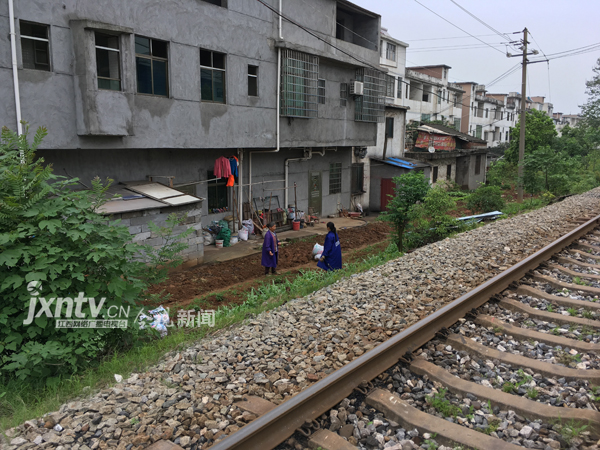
(553, 112, 584, 135)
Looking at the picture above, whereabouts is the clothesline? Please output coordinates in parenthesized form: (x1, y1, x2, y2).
(174, 178, 285, 188)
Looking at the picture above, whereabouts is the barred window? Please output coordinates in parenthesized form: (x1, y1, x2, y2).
(329, 162, 342, 194)
(385, 75, 394, 98)
(318, 79, 326, 104)
(354, 68, 385, 123)
(396, 77, 403, 99)
(280, 49, 318, 118)
(421, 114, 430, 122)
(475, 125, 482, 139)
(340, 82, 348, 107)
(454, 118, 461, 131)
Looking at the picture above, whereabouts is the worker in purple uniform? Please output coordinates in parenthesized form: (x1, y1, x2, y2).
(261, 222, 281, 275)
(318, 222, 342, 271)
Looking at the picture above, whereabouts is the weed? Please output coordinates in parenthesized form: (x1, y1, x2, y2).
(130, 417, 139, 425)
(502, 370, 532, 393)
(553, 420, 588, 446)
(483, 418, 501, 435)
(573, 276, 589, 286)
(552, 327, 562, 336)
(546, 304, 555, 312)
(424, 438, 438, 450)
(567, 307, 578, 316)
(527, 387, 539, 399)
(583, 310, 595, 319)
(589, 386, 600, 402)
(556, 350, 582, 366)
(492, 326, 504, 334)
(426, 389, 463, 418)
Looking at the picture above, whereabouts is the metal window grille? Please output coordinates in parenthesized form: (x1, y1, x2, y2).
(454, 118, 461, 131)
(318, 79, 326, 104)
(329, 162, 342, 194)
(340, 82, 348, 107)
(421, 114, 430, 122)
(354, 68, 385, 123)
(351, 163, 364, 194)
(396, 77, 403, 99)
(280, 49, 318, 118)
(475, 125, 482, 139)
(385, 75, 394, 98)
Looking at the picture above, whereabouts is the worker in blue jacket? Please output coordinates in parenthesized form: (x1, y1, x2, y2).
(317, 222, 342, 271)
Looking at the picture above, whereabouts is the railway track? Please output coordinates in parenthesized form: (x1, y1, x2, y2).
(202, 215, 600, 450)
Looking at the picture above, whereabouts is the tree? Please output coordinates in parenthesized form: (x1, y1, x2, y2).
(379, 171, 430, 252)
(582, 57, 600, 130)
(504, 109, 557, 165)
(0, 125, 147, 383)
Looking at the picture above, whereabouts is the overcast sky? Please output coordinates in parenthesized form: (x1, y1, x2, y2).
(351, 0, 600, 114)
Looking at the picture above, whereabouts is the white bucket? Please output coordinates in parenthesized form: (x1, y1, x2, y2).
(215, 240, 224, 248)
(238, 229, 248, 241)
(230, 237, 238, 245)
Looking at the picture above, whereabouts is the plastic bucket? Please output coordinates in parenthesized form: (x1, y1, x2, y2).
(215, 240, 224, 248)
(292, 220, 300, 231)
(238, 229, 248, 241)
(230, 237, 238, 245)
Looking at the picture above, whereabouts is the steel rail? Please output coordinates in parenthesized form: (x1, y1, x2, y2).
(210, 214, 600, 450)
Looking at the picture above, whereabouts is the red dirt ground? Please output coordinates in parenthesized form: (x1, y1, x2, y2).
(145, 222, 392, 309)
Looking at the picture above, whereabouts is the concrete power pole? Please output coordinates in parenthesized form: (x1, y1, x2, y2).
(517, 28, 528, 203)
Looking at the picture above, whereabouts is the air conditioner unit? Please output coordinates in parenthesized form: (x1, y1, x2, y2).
(350, 81, 364, 96)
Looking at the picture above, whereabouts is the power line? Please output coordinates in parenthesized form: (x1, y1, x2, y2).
(413, 0, 506, 55)
(407, 33, 500, 42)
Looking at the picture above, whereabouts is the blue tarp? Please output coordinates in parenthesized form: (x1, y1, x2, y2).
(456, 210, 503, 222)
(382, 157, 420, 170)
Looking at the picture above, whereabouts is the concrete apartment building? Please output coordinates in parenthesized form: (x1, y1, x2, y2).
(553, 112, 584, 135)
(404, 64, 464, 130)
(529, 95, 553, 117)
(2, 0, 384, 238)
(456, 83, 517, 148)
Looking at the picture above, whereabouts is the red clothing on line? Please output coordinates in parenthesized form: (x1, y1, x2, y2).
(214, 156, 232, 178)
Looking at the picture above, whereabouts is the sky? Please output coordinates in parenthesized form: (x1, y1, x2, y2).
(351, 0, 600, 115)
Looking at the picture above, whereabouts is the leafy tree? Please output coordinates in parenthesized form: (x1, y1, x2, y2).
(504, 109, 557, 165)
(467, 185, 505, 213)
(582, 57, 600, 130)
(0, 125, 148, 383)
(524, 146, 574, 196)
(486, 159, 517, 190)
(379, 171, 430, 252)
(406, 185, 461, 249)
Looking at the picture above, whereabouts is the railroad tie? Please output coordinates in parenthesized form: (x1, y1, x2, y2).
(410, 358, 600, 437)
(554, 255, 600, 270)
(366, 389, 523, 450)
(528, 273, 600, 296)
(447, 333, 600, 385)
(499, 297, 600, 329)
(475, 314, 600, 354)
(515, 285, 600, 311)
(568, 248, 600, 261)
(547, 262, 600, 281)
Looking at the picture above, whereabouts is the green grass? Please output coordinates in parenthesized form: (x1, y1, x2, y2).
(501, 198, 547, 216)
(573, 276, 589, 286)
(583, 310, 595, 320)
(547, 304, 555, 312)
(502, 370, 533, 393)
(552, 420, 589, 446)
(567, 307, 578, 316)
(426, 388, 463, 418)
(0, 243, 402, 432)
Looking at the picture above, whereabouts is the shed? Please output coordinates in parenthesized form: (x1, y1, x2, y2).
(369, 157, 430, 212)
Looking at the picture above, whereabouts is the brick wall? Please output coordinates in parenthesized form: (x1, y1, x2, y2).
(105, 202, 204, 267)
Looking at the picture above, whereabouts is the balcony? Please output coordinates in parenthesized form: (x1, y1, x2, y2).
(335, 1, 379, 52)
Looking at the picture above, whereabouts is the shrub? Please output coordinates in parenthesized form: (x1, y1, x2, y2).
(0, 125, 148, 384)
(467, 185, 506, 213)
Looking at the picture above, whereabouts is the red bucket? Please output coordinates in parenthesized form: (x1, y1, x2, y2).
(292, 220, 300, 231)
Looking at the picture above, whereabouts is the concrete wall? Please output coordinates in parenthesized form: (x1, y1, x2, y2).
(369, 164, 430, 212)
(105, 202, 204, 267)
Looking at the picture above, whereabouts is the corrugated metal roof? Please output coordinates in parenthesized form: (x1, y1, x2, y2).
(373, 157, 430, 170)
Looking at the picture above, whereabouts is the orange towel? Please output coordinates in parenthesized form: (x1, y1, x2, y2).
(226, 175, 235, 187)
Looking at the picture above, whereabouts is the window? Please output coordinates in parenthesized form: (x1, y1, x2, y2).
(432, 166, 438, 183)
(95, 32, 120, 91)
(329, 162, 342, 194)
(485, 108, 489, 118)
(351, 163, 364, 194)
(406, 84, 409, 98)
(385, 117, 394, 138)
(318, 79, 326, 104)
(446, 164, 451, 180)
(354, 67, 385, 123)
(340, 82, 348, 107)
(475, 125, 482, 139)
(421, 114, 430, 122)
(385, 75, 394, 97)
(20, 21, 50, 71)
(505, 131, 509, 141)
(379, 39, 383, 56)
(135, 36, 168, 96)
(454, 118, 461, 131)
(422, 92, 429, 102)
(207, 171, 228, 211)
(281, 49, 318, 118)
(397, 77, 403, 99)
(386, 43, 396, 61)
(200, 49, 226, 103)
(247, 65, 258, 97)
(437, 90, 441, 104)
(201, 0, 227, 6)
(484, 131, 488, 141)
(337, 19, 345, 40)
(475, 155, 482, 175)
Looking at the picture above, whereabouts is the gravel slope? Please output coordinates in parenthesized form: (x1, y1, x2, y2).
(5, 189, 600, 450)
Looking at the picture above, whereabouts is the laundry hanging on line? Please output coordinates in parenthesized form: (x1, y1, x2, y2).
(229, 157, 238, 177)
(214, 156, 232, 178)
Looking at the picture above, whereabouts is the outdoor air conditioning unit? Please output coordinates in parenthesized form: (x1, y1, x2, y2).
(350, 81, 364, 96)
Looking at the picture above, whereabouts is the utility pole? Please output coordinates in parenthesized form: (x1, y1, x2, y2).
(507, 28, 540, 203)
(518, 28, 528, 203)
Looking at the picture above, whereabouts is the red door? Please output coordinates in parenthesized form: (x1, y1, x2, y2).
(381, 178, 395, 211)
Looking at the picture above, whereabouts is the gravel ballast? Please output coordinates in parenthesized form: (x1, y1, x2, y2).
(5, 190, 600, 450)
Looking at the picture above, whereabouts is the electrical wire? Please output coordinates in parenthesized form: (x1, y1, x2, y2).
(413, 0, 506, 55)
(448, 0, 520, 52)
(408, 33, 499, 42)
